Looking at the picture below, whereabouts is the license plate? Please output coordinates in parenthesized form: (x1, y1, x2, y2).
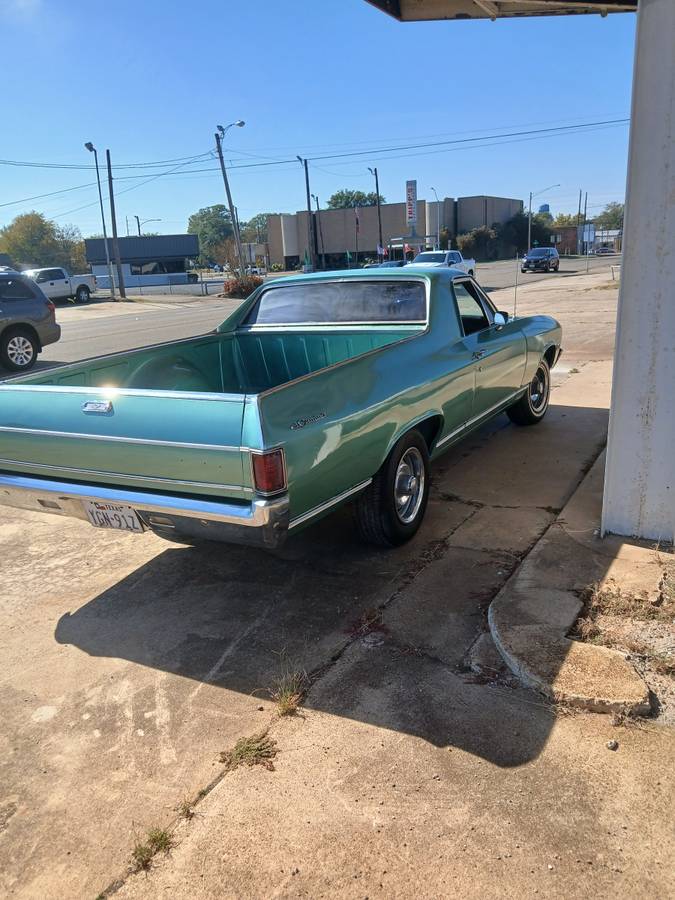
(83, 500, 143, 532)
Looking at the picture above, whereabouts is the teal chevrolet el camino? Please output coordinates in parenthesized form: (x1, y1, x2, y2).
(0, 269, 561, 549)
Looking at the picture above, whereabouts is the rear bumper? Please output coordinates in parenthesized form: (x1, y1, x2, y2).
(38, 322, 61, 348)
(0, 473, 289, 549)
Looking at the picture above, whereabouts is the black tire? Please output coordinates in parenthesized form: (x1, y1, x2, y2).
(521, 268, 527, 273)
(354, 430, 430, 547)
(507, 359, 551, 426)
(0, 327, 39, 372)
(75, 285, 90, 303)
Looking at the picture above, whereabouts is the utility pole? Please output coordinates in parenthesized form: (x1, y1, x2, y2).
(583, 191, 588, 255)
(527, 190, 533, 253)
(368, 167, 383, 258)
(84, 142, 116, 300)
(134, 215, 141, 237)
(215, 130, 246, 276)
(576, 188, 583, 254)
(297, 156, 315, 271)
(312, 194, 326, 269)
(106, 149, 126, 299)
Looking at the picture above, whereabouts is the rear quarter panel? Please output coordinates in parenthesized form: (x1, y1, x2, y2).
(517, 315, 562, 381)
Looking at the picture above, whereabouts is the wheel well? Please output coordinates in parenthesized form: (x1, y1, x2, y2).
(1, 323, 41, 351)
(413, 415, 444, 452)
(543, 345, 557, 368)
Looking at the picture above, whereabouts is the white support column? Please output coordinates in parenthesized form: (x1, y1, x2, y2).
(602, 0, 675, 543)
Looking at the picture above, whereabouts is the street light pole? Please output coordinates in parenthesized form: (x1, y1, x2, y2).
(368, 166, 383, 259)
(431, 187, 441, 249)
(84, 142, 116, 300)
(297, 156, 315, 271)
(527, 183, 560, 252)
(105, 149, 126, 300)
(215, 121, 246, 276)
(134, 216, 161, 236)
(312, 194, 326, 269)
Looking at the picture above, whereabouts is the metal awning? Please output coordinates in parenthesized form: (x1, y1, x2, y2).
(366, 1, 636, 20)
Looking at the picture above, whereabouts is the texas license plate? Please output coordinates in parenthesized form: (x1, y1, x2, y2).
(84, 500, 143, 532)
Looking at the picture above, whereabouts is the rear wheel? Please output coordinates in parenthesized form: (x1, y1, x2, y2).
(75, 285, 90, 303)
(507, 359, 550, 426)
(0, 328, 39, 372)
(354, 430, 430, 547)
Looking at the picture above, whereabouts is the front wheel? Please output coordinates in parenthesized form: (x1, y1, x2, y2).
(0, 328, 39, 372)
(507, 359, 550, 426)
(75, 285, 91, 303)
(354, 430, 430, 547)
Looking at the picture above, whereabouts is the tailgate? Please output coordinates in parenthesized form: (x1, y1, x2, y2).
(0, 386, 250, 500)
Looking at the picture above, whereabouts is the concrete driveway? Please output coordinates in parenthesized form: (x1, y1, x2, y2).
(1, 274, 672, 899)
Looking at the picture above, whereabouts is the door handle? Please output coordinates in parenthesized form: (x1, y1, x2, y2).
(472, 350, 486, 360)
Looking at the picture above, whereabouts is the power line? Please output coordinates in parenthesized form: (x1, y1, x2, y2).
(0, 181, 97, 208)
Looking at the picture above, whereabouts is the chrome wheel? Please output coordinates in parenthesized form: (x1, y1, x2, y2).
(6, 335, 35, 368)
(529, 364, 549, 414)
(394, 447, 425, 524)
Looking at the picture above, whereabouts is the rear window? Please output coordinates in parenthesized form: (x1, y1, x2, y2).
(413, 252, 445, 263)
(243, 280, 427, 326)
(0, 277, 37, 300)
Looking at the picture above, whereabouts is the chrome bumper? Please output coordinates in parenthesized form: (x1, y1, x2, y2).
(0, 473, 289, 549)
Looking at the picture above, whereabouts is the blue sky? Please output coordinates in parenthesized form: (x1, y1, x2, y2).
(0, 0, 636, 235)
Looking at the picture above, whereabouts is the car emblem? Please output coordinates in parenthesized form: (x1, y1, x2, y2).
(290, 411, 326, 430)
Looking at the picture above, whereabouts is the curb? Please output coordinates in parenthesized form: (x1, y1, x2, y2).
(487, 452, 652, 715)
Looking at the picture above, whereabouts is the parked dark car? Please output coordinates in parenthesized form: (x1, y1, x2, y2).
(521, 247, 560, 273)
(0, 274, 61, 372)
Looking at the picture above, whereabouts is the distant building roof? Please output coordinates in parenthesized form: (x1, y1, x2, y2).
(85, 234, 199, 265)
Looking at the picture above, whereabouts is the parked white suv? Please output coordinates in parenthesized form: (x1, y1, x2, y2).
(23, 267, 96, 303)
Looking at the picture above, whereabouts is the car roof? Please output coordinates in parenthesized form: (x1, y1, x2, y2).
(262, 267, 467, 288)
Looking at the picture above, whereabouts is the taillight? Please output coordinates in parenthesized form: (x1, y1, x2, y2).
(252, 449, 286, 495)
(47, 300, 56, 313)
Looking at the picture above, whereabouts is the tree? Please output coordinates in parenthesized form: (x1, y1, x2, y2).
(187, 205, 233, 262)
(239, 213, 273, 244)
(326, 189, 385, 209)
(0, 212, 86, 271)
(498, 211, 552, 255)
(552, 212, 578, 228)
(456, 225, 498, 261)
(593, 201, 624, 230)
(0, 212, 59, 267)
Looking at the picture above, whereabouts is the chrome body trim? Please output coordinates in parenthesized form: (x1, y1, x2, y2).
(0, 384, 244, 403)
(0, 458, 253, 494)
(0, 473, 288, 549)
(435, 388, 526, 450)
(0, 425, 243, 454)
(289, 479, 372, 530)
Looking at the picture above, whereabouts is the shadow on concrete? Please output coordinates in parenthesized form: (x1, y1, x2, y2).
(54, 401, 612, 768)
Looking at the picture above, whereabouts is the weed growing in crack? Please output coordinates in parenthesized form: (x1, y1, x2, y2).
(220, 731, 278, 772)
(270, 670, 306, 716)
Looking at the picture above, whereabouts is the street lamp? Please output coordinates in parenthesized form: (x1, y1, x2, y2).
(430, 186, 441, 249)
(84, 141, 116, 298)
(528, 183, 560, 252)
(368, 167, 383, 258)
(311, 193, 326, 269)
(215, 121, 246, 275)
(134, 216, 161, 236)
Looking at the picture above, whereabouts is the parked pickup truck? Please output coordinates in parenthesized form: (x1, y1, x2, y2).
(407, 249, 476, 277)
(0, 268, 561, 549)
(23, 267, 96, 303)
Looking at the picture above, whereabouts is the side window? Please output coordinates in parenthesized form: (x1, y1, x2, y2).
(448, 251, 461, 264)
(453, 281, 492, 336)
(0, 278, 36, 300)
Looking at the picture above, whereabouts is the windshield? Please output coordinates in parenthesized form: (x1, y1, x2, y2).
(527, 249, 548, 258)
(242, 280, 427, 326)
(412, 252, 445, 263)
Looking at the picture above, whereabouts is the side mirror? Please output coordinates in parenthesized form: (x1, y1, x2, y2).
(494, 311, 509, 327)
